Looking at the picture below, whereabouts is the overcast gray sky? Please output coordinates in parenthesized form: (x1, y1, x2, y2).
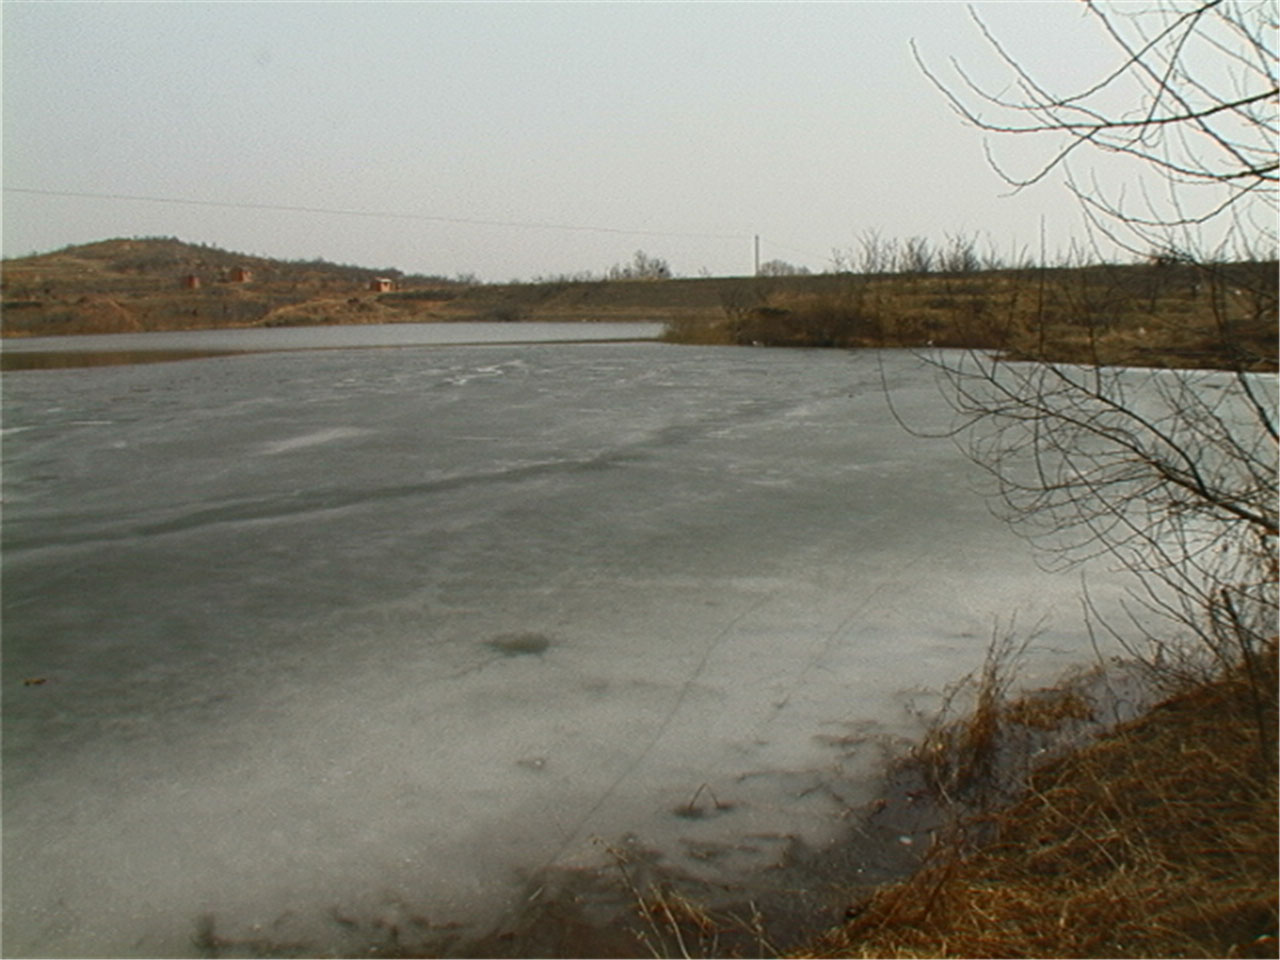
(4, 2, 1152, 280)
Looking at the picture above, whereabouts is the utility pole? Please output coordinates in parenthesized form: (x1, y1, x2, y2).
(754, 235, 760, 276)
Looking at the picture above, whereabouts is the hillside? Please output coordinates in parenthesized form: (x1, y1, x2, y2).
(0, 237, 727, 337)
(0, 237, 462, 336)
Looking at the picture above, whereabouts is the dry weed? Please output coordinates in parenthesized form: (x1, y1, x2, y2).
(798, 656, 1278, 959)
(600, 840, 779, 960)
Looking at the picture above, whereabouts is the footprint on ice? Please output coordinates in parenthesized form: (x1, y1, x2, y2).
(484, 632, 552, 657)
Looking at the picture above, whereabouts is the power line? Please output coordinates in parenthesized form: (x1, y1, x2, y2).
(3, 186, 752, 243)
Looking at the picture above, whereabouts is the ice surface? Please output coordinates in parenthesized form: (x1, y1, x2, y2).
(2, 338, 1172, 956)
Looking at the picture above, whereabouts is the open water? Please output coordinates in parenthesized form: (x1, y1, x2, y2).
(3, 325, 1147, 956)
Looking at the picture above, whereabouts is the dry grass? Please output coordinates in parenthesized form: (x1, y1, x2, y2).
(665, 262, 1278, 372)
(598, 839, 779, 960)
(799, 653, 1278, 959)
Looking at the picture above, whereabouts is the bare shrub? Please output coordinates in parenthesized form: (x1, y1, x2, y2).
(757, 259, 811, 277)
(806, 654, 1278, 959)
(907, 0, 1278, 739)
(608, 250, 672, 281)
(487, 300, 529, 323)
(917, 353, 1277, 683)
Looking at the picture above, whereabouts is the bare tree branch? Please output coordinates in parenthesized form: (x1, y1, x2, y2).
(906, 1, 1278, 708)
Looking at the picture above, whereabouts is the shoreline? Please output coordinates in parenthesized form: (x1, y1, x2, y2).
(192, 659, 1153, 960)
(460, 659, 1158, 958)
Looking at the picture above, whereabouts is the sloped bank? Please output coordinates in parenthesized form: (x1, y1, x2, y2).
(799, 650, 1278, 960)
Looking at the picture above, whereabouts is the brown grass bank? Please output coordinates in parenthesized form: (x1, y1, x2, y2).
(663, 261, 1278, 372)
(798, 650, 1278, 960)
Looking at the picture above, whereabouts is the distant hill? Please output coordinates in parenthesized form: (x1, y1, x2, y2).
(0, 237, 470, 336)
(0, 236, 737, 337)
(6, 235, 455, 288)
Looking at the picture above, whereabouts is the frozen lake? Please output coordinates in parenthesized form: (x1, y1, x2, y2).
(4, 329, 1140, 956)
